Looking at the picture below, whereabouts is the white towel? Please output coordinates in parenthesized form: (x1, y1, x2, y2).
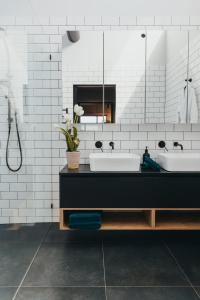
(0, 30, 27, 122)
(188, 83, 198, 123)
(178, 82, 198, 123)
(0, 31, 9, 85)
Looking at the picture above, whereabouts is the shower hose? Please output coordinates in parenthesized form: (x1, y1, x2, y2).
(6, 100, 23, 172)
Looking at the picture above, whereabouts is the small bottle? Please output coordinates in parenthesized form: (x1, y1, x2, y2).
(143, 146, 150, 163)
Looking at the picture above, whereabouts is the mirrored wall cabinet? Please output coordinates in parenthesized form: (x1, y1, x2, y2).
(62, 31, 200, 124)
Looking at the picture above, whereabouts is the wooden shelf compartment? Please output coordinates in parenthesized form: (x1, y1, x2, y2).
(155, 209, 200, 230)
(59, 209, 155, 230)
(101, 211, 154, 230)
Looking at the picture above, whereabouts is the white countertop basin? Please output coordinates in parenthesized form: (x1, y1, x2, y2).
(89, 152, 141, 171)
(157, 152, 200, 172)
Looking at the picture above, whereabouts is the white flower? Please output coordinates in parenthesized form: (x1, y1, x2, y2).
(77, 108, 84, 116)
(74, 104, 84, 117)
(74, 104, 79, 113)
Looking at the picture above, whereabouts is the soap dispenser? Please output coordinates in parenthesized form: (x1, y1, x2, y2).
(143, 146, 150, 163)
(142, 146, 161, 171)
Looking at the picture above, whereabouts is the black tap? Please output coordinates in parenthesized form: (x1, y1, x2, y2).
(158, 140, 168, 152)
(109, 141, 114, 150)
(174, 142, 183, 151)
(95, 141, 103, 152)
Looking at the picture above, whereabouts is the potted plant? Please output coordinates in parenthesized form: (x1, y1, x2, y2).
(56, 105, 84, 169)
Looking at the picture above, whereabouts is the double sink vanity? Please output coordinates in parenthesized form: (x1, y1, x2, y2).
(59, 152, 200, 231)
(60, 29, 200, 232)
(90, 152, 200, 172)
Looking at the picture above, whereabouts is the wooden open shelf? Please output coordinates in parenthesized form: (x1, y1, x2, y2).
(156, 210, 200, 230)
(101, 211, 153, 230)
(60, 208, 200, 231)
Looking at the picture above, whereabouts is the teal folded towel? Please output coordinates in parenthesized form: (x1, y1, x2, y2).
(68, 212, 102, 230)
(144, 156, 161, 171)
(69, 212, 102, 224)
(69, 221, 101, 230)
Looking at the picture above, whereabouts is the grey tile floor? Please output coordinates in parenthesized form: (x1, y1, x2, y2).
(1, 223, 200, 299)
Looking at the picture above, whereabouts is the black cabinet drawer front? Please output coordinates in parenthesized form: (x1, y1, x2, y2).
(60, 176, 200, 208)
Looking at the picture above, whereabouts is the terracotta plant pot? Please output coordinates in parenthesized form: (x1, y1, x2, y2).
(66, 151, 80, 169)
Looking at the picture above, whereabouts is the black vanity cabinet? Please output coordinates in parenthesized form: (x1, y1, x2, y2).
(59, 165, 200, 230)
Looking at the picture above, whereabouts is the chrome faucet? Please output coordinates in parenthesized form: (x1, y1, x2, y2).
(174, 142, 183, 151)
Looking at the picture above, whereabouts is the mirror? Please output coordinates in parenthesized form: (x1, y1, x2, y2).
(188, 31, 200, 123)
(104, 31, 146, 124)
(146, 30, 166, 123)
(146, 31, 189, 123)
(62, 30, 200, 124)
(146, 30, 200, 124)
(62, 31, 104, 123)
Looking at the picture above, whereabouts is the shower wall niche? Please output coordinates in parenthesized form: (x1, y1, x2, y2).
(73, 84, 116, 123)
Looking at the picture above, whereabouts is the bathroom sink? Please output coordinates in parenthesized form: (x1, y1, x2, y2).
(89, 153, 141, 172)
(157, 153, 200, 172)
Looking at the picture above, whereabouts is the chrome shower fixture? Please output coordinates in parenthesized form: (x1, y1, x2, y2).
(5, 96, 23, 172)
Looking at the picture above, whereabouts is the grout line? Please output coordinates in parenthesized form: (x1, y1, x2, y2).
(163, 241, 200, 299)
(21, 285, 106, 288)
(101, 240, 107, 300)
(20, 284, 193, 288)
(106, 285, 193, 288)
(0, 286, 18, 288)
(43, 241, 102, 245)
(11, 225, 51, 300)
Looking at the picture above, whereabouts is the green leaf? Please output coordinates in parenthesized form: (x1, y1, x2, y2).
(56, 122, 80, 152)
(59, 128, 68, 136)
(73, 126, 78, 139)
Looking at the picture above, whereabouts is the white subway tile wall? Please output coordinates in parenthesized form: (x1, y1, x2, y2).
(0, 16, 200, 224)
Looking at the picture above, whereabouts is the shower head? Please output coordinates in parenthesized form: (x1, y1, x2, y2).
(67, 31, 80, 43)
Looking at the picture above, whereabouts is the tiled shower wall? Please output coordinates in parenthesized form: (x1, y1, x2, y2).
(0, 16, 200, 224)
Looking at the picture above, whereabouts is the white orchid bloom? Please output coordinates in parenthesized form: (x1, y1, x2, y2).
(76, 108, 84, 116)
(74, 104, 84, 116)
(74, 104, 79, 114)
